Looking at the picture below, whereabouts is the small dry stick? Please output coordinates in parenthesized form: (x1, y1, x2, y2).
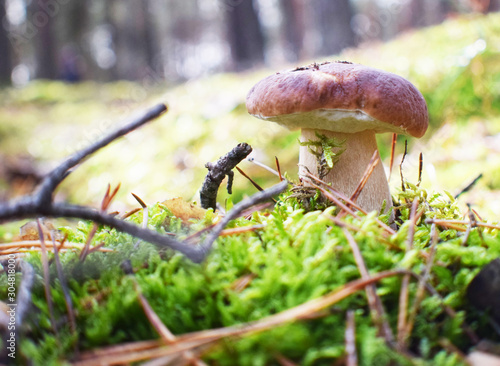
(15, 260, 34, 328)
(388, 133, 397, 182)
(275, 354, 299, 366)
(399, 140, 408, 192)
(200, 143, 253, 211)
(36, 219, 58, 336)
(305, 178, 360, 218)
(350, 150, 379, 204)
(131, 192, 149, 248)
(425, 219, 500, 231)
(52, 236, 77, 335)
(417, 153, 423, 187)
(342, 228, 395, 345)
(345, 310, 358, 366)
(397, 197, 419, 349)
(123, 261, 206, 366)
(80, 183, 120, 261)
(275, 156, 283, 181)
(305, 172, 396, 236)
(236, 166, 264, 192)
(198, 180, 288, 256)
(455, 173, 483, 199)
(0, 104, 281, 263)
(247, 156, 280, 176)
(404, 224, 438, 344)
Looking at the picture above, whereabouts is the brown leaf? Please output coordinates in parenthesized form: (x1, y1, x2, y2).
(161, 198, 206, 224)
(18, 219, 58, 241)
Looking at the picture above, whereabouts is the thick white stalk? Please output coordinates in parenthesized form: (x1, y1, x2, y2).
(299, 128, 392, 214)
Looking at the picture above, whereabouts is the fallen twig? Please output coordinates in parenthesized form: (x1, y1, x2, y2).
(425, 219, 500, 231)
(37, 219, 58, 336)
(404, 224, 438, 345)
(349, 150, 379, 204)
(455, 173, 483, 199)
(200, 143, 253, 210)
(236, 166, 265, 192)
(15, 260, 34, 329)
(247, 156, 280, 177)
(345, 310, 358, 366)
(304, 172, 395, 236)
(0, 240, 113, 254)
(399, 140, 408, 193)
(342, 228, 394, 345)
(397, 198, 419, 349)
(52, 235, 78, 351)
(197, 180, 289, 258)
(388, 133, 397, 182)
(123, 261, 207, 366)
(0, 103, 283, 263)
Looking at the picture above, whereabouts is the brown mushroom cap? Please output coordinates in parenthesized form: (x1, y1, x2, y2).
(246, 61, 429, 138)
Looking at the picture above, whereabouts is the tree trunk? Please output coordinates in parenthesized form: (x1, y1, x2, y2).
(0, 0, 11, 84)
(225, 0, 265, 70)
(312, 0, 356, 57)
(279, 0, 305, 62)
(140, 0, 156, 73)
(33, 0, 58, 79)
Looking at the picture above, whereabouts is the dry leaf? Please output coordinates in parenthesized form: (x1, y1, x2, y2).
(18, 219, 58, 241)
(161, 198, 206, 224)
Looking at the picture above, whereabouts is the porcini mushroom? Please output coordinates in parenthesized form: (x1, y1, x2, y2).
(246, 61, 428, 214)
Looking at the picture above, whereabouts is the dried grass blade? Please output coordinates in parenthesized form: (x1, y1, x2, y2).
(397, 197, 419, 348)
(342, 228, 394, 344)
(350, 150, 379, 204)
(36, 219, 58, 335)
(236, 166, 265, 192)
(132, 274, 206, 366)
(345, 310, 358, 366)
(52, 236, 77, 335)
(404, 224, 438, 342)
(388, 133, 397, 182)
(305, 172, 395, 235)
(275, 156, 283, 182)
(399, 140, 408, 193)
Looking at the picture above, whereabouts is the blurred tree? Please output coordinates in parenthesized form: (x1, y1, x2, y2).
(0, 0, 12, 84)
(312, 0, 356, 56)
(113, 0, 157, 80)
(58, 0, 88, 81)
(225, 0, 265, 70)
(31, 0, 58, 79)
(279, 0, 305, 61)
(140, 1, 156, 74)
(398, 0, 447, 33)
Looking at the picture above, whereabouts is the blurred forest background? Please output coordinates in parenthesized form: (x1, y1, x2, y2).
(0, 0, 498, 85)
(1, 0, 500, 230)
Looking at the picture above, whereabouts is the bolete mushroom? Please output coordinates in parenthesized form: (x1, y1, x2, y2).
(246, 61, 428, 214)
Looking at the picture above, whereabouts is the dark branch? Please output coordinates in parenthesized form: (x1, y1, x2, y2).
(36, 103, 167, 208)
(198, 179, 288, 258)
(200, 143, 253, 210)
(0, 105, 286, 262)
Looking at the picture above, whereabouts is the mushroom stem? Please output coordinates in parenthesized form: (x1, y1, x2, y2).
(299, 128, 392, 214)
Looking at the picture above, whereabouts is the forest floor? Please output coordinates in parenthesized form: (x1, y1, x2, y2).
(0, 12, 500, 366)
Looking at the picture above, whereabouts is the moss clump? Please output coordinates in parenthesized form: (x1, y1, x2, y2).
(3, 183, 499, 365)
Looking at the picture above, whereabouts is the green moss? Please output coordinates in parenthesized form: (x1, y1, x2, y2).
(3, 184, 499, 365)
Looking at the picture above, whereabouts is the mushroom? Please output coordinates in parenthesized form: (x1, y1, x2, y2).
(246, 61, 428, 214)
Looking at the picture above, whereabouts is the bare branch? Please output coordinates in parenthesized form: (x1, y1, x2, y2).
(36, 103, 167, 208)
(0, 103, 286, 263)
